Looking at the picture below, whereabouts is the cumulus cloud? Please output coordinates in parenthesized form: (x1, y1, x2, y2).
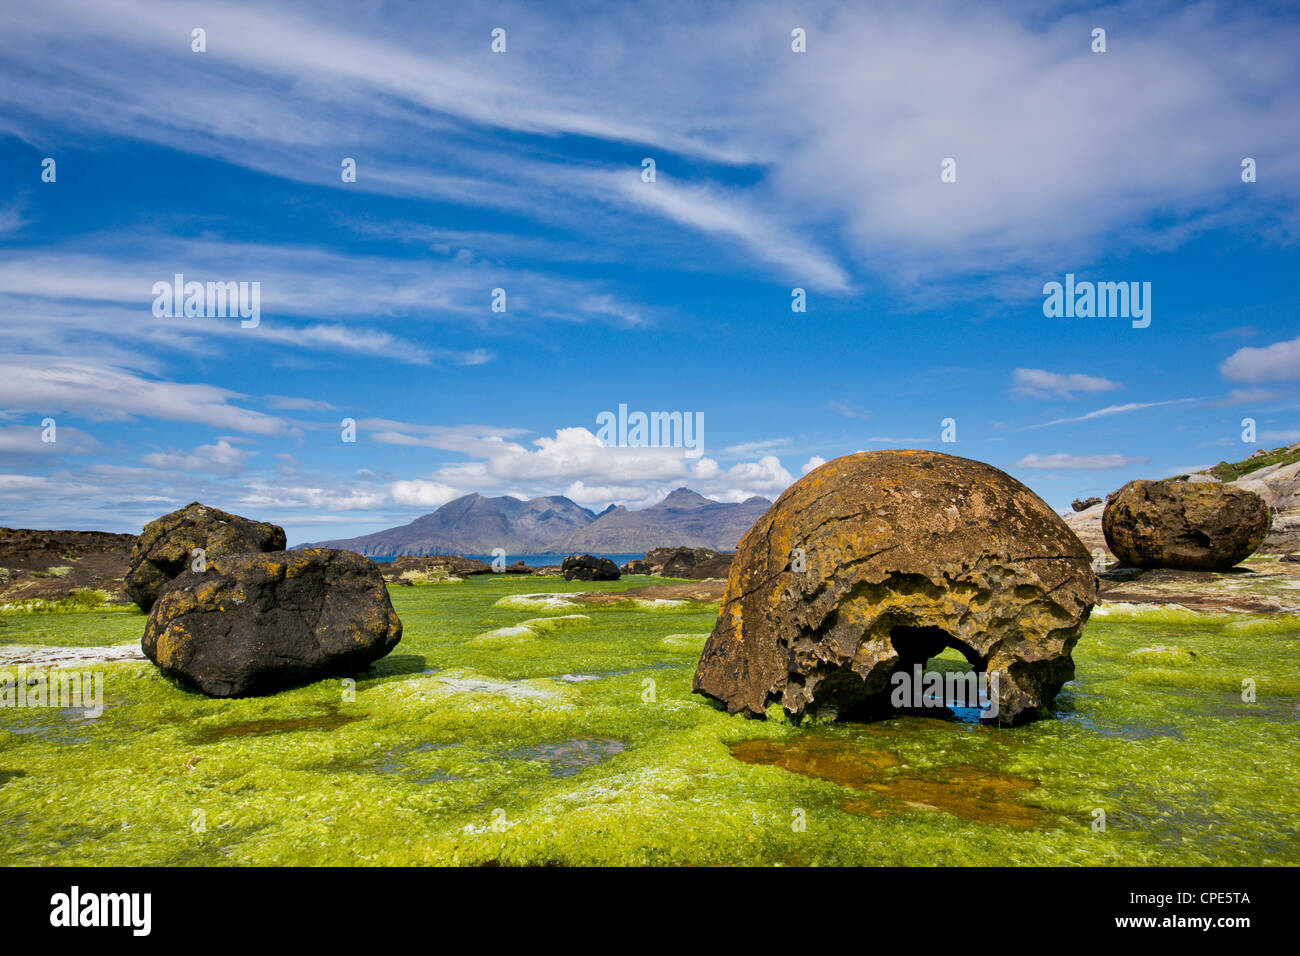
(141, 440, 252, 476)
(801, 456, 827, 475)
(1219, 335, 1300, 383)
(370, 423, 797, 508)
(390, 479, 461, 508)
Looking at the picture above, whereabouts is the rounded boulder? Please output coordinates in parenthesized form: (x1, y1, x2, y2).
(692, 450, 1096, 725)
(1102, 478, 1270, 571)
(142, 548, 402, 697)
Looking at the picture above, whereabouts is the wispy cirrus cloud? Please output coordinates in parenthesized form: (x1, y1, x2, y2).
(0, 357, 286, 435)
(5, 1, 1292, 298)
(1025, 398, 1197, 429)
(1014, 453, 1149, 470)
(1011, 368, 1122, 399)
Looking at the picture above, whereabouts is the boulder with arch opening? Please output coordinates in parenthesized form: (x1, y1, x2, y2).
(691, 450, 1097, 725)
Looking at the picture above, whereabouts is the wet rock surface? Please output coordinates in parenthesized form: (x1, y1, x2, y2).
(1096, 556, 1300, 613)
(126, 502, 286, 611)
(693, 450, 1096, 725)
(142, 548, 402, 697)
(1102, 479, 1270, 571)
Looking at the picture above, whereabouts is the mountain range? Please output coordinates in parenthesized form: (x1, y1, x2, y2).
(296, 488, 773, 555)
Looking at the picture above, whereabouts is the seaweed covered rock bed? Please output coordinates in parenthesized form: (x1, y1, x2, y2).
(1, 573, 1297, 866)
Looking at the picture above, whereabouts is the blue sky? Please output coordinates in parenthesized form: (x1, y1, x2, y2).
(1, 0, 1298, 544)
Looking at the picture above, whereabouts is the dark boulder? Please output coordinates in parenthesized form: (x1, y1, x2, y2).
(126, 502, 285, 611)
(620, 546, 733, 579)
(142, 548, 401, 697)
(562, 554, 620, 581)
(1071, 496, 1102, 512)
(1102, 478, 1271, 571)
(693, 450, 1096, 725)
(661, 547, 732, 579)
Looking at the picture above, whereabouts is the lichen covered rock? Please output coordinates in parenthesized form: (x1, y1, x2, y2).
(126, 502, 286, 611)
(142, 548, 401, 697)
(1102, 478, 1271, 571)
(692, 450, 1096, 724)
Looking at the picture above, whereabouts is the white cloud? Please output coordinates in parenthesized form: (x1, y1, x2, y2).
(830, 400, 871, 420)
(801, 456, 826, 475)
(1219, 335, 1300, 383)
(0, 424, 99, 455)
(1211, 387, 1289, 407)
(1014, 453, 1149, 470)
(722, 438, 791, 457)
(389, 480, 461, 508)
(0, 357, 285, 435)
(265, 395, 337, 412)
(1011, 368, 1122, 399)
(9, 2, 1286, 295)
(1027, 399, 1196, 429)
(369, 423, 795, 508)
(141, 440, 251, 476)
(599, 171, 850, 292)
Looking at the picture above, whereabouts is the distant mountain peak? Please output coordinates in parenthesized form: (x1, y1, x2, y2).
(295, 487, 770, 555)
(658, 487, 712, 507)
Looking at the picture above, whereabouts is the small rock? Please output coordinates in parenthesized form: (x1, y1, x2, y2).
(561, 554, 620, 581)
(1071, 496, 1102, 512)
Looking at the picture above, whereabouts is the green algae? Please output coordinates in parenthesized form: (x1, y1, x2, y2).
(0, 574, 1297, 866)
(0, 589, 132, 614)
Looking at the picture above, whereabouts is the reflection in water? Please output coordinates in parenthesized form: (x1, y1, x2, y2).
(730, 734, 1051, 829)
(193, 705, 362, 742)
(507, 737, 626, 778)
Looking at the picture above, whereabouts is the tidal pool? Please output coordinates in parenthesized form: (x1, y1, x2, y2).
(0, 574, 1296, 865)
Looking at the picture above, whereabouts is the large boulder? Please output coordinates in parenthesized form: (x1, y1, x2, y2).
(693, 450, 1096, 725)
(1102, 478, 1271, 570)
(142, 548, 401, 697)
(561, 554, 620, 581)
(126, 502, 286, 611)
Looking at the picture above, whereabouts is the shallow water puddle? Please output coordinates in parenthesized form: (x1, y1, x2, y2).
(0, 769, 26, 787)
(337, 741, 459, 785)
(507, 736, 625, 777)
(730, 736, 1052, 829)
(193, 705, 363, 743)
